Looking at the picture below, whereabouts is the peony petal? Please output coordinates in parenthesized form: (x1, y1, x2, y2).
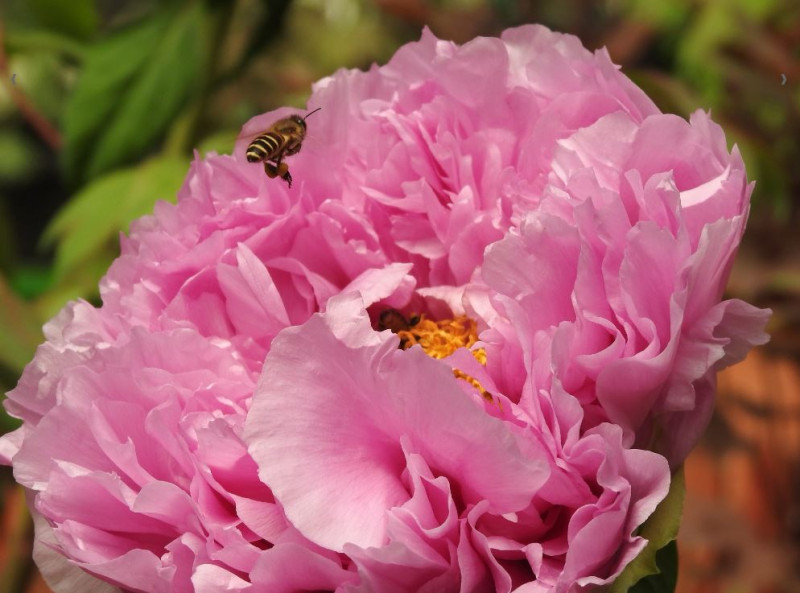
(31, 510, 123, 593)
(245, 294, 549, 551)
(249, 543, 357, 592)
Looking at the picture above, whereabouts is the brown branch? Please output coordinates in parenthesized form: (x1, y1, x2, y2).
(0, 22, 62, 150)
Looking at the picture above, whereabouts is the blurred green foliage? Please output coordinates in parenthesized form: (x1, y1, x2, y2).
(62, 3, 207, 184)
(0, 0, 797, 418)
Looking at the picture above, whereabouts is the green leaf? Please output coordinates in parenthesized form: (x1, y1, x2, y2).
(27, 0, 98, 40)
(8, 265, 53, 300)
(43, 155, 188, 284)
(629, 541, 678, 593)
(4, 29, 87, 61)
(62, 4, 207, 183)
(85, 3, 207, 180)
(0, 275, 43, 374)
(62, 11, 172, 182)
(609, 467, 685, 593)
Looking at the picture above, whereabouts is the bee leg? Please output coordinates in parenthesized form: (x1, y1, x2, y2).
(265, 160, 293, 188)
(263, 161, 280, 179)
(285, 140, 301, 156)
(278, 162, 292, 188)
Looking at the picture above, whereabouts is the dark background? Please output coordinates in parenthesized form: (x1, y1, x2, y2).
(0, 1, 798, 591)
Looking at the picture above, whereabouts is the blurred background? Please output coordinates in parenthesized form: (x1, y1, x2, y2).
(0, 0, 797, 592)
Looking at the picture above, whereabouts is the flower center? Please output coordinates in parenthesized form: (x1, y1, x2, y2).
(396, 315, 479, 358)
(378, 310, 492, 402)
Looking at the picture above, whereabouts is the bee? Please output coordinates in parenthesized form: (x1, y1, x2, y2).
(378, 308, 422, 350)
(246, 107, 322, 188)
(377, 309, 420, 334)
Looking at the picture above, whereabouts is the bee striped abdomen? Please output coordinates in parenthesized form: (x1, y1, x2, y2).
(246, 133, 283, 162)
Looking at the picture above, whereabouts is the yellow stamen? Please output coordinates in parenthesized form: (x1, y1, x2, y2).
(396, 315, 493, 402)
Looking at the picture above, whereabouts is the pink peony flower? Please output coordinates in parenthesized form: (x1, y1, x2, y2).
(244, 294, 670, 592)
(1, 24, 767, 593)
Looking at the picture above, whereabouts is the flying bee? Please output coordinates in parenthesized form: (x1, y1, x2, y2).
(245, 107, 321, 188)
